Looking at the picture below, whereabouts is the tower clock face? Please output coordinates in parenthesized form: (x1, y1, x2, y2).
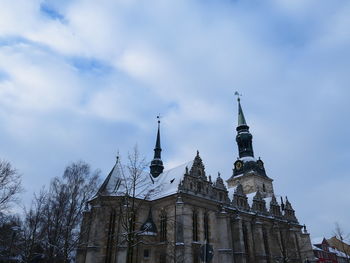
(235, 161, 243, 170)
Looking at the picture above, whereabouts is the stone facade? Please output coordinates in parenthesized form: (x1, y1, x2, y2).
(76, 99, 314, 263)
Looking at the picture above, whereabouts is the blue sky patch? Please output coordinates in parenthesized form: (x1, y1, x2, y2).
(68, 57, 114, 75)
(40, 3, 65, 22)
(0, 70, 10, 82)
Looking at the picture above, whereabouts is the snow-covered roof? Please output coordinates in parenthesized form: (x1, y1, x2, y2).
(329, 247, 349, 258)
(313, 245, 322, 251)
(247, 192, 255, 207)
(97, 160, 193, 201)
(227, 185, 237, 199)
(264, 196, 272, 207)
(312, 238, 350, 258)
(151, 161, 193, 200)
(97, 158, 284, 207)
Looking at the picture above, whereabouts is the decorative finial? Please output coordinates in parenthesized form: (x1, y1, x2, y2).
(234, 91, 242, 101)
(157, 115, 161, 124)
(116, 150, 120, 163)
(218, 172, 221, 178)
(196, 150, 199, 156)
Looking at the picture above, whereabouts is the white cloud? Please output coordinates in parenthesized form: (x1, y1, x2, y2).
(0, 0, 349, 239)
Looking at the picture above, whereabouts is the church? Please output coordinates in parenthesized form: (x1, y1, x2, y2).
(76, 98, 314, 263)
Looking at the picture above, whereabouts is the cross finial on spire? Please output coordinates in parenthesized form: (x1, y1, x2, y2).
(234, 91, 242, 102)
(116, 150, 120, 164)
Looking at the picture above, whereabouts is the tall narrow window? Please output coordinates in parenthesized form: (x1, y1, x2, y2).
(105, 209, 116, 263)
(160, 212, 167, 242)
(143, 249, 150, 259)
(204, 212, 209, 242)
(262, 227, 270, 263)
(243, 222, 250, 262)
(192, 211, 198, 241)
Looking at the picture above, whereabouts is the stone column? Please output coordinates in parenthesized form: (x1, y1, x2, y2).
(270, 224, 283, 262)
(288, 227, 301, 263)
(174, 196, 184, 263)
(298, 232, 314, 262)
(85, 204, 106, 263)
(231, 216, 246, 263)
(253, 219, 266, 263)
(245, 222, 255, 263)
(216, 211, 233, 263)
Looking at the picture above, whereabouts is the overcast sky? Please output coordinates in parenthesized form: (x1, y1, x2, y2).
(1, 0, 350, 240)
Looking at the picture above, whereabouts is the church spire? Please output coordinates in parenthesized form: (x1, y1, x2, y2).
(154, 118, 161, 159)
(235, 96, 254, 158)
(150, 116, 164, 178)
(238, 97, 247, 127)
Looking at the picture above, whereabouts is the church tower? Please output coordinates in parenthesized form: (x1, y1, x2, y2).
(227, 97, 274, 197)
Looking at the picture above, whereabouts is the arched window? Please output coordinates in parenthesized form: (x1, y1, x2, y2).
(204, 211, 209, 242)
(160, 211, 167, 242)
(192, 211, 198, 241)
(263, 184, 266, 192)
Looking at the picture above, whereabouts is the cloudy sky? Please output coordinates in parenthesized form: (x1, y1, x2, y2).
(1, 0, 350, 239)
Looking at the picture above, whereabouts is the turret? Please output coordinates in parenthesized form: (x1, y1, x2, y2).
(150, 117, 164, 178)
(236, 97, 254, 158)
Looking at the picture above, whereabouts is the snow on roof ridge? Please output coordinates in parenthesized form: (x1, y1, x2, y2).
(150, 160, 193, 200)
(240, 156, 257, 162)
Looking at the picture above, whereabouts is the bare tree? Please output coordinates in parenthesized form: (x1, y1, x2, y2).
(0, 213, 22, 262)
(117, 147, 154, 263)
(270, 223, 311, 263)
(0, 160, 22, 213)
(43, 161, 100, 263)
(333, 223, 350, 263)
(21, 189, 47, 263)
(19, 161, 100, 263)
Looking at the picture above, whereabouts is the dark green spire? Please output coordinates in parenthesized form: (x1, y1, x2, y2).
(154, 120, 161, 159)
(235, 97, 254, 157)
(238, 97, 247, 127)
(150, 116, 164, 178)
